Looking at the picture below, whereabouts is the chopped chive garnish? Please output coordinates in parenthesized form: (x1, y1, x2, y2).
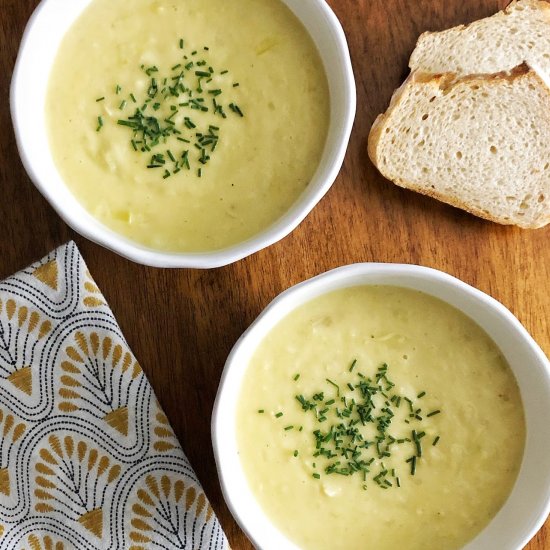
(95, 39, 244, 179)
(275, 412, 283, 418)
(294, 374, 300, 381)
(406, 456, 417, 475)
(284, 426, 294, 431)
(326, 379, 340, 396)
(233, 82, 240, 87)
(279, 361, 442, 489)
(312, 473, 320, 479)
(427, 410, 441, 417)
(258, 409, 264, 413)
(184, 117, 196, 129)
(293, 450, 299, 457)
(181, 151, 190, 170)
(433, 436, 440, 446)
(413, 430, 422, 457)
(229, 103, 244, 117)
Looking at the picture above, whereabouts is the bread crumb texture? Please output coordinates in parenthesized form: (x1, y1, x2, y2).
(410, 0, 550, 80)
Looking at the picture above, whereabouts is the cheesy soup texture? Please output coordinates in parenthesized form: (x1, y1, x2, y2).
(46, 0, 329, 252)
(237, 286, 525, 550)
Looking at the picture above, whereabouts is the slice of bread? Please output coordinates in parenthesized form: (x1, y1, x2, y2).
(368, 64, 550, 228)
(409, 0, 550, 80)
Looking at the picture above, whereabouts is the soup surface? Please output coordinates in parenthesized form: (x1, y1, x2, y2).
(47, 0, 329, 252)
(237, 286, 525, 550)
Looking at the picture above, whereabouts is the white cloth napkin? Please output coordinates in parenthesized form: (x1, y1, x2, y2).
(0, 241, 229, 549)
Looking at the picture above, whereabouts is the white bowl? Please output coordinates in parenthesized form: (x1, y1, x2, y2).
(10, 0, 355, 268)
(212, 263, 550, 550)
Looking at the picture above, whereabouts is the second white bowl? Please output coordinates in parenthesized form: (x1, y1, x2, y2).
(212, 263, 550, 549)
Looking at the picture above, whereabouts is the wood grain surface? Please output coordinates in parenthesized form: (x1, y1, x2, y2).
(1, 0, 549, 548)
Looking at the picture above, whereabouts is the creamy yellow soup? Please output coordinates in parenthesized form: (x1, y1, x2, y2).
(46, 0, 329, 252)
(237, 286, 525, 550)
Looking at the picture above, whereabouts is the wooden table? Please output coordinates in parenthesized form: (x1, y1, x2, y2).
(1, 0, 548, 548)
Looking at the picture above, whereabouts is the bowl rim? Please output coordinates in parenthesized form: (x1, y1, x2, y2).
(212, 262, 550, 549)
(10, 0, 356, 269)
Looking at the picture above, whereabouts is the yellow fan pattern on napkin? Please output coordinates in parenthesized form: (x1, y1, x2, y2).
(0, 242, 228, 549)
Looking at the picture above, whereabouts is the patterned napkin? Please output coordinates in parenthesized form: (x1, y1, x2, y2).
(0, 242, 228, 549)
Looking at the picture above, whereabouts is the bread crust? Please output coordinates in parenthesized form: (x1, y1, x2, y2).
(386, 176, 550, 229)
(367, 65, 550, 229)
